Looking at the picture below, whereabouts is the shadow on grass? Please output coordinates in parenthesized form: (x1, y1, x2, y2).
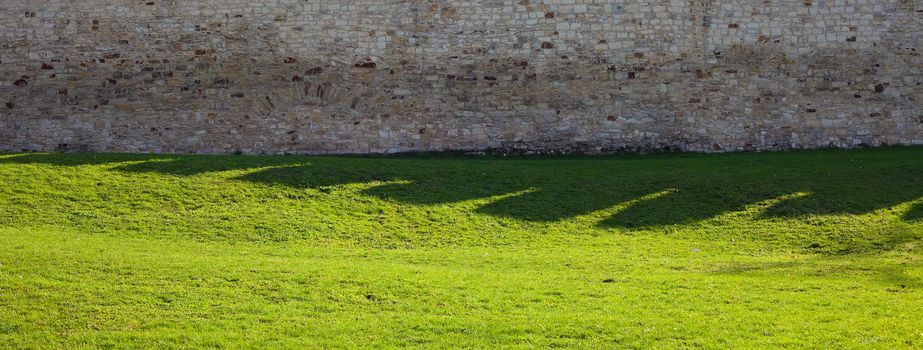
(707, 257, 923, 288)
(904, 202, 923, 222)
(0, 152, 160, 166)
(3, 148, 923, 238)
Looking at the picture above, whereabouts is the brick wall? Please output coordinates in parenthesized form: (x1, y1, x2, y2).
(1, 1, 921, 154)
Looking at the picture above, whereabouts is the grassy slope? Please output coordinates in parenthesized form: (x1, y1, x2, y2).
(0, 148, 921, 348)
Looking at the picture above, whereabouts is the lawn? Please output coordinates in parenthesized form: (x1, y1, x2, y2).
(0, 147, 921, 348)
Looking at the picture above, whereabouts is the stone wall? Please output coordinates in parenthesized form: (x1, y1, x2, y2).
(1, 1, 921, 154)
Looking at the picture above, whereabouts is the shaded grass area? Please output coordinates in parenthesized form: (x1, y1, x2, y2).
(1, 147, 921, 252)
(1, 147, 922, 348)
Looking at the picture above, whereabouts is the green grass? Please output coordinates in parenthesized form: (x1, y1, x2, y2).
(1, 148, 922, 348)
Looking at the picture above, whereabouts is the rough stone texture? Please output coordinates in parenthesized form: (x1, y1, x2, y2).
(1, 1, 921, 154)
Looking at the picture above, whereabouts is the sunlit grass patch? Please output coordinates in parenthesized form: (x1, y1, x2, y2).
(1, 147, 922, 348)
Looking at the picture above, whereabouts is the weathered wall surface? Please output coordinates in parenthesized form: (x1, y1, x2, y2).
(1, 1, 921, 154)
